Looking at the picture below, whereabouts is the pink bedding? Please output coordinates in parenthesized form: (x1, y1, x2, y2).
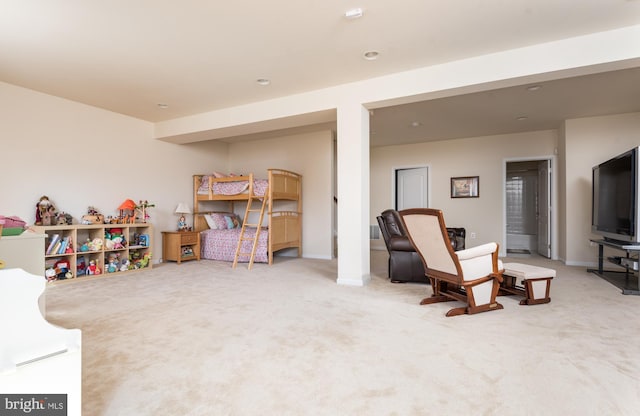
(198, 176, 268, 197)
(200, 227, 268, 263)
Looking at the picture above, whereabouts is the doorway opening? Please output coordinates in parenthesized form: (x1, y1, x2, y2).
(505, 159, 552, 258)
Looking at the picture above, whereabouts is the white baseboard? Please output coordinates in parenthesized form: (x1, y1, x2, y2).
(301, 254, 333, 260)
(336, 275, 371, 286)
(565, 260, 598, 268)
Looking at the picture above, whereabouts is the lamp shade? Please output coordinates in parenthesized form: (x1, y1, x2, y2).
(175, 203, 191, 214)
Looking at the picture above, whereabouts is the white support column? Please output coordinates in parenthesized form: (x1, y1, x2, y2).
(336, 102, 371, 286)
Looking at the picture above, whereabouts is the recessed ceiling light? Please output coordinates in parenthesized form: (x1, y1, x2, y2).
(157, 103, 169, 109)
(526, 85, 541, 91)
(363, 51, 379, 60)
(345, 8, 363, 19)
(516, 116, 528, 121)
(410, 121, 422, 127)
(256, 78, 270, 86)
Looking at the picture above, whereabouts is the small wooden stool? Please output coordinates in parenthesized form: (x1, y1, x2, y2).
(500, 262, 555, 305)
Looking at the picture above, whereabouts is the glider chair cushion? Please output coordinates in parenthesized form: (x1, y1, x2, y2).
(400, 208, 504, 317)
(377, 209, 466, 284)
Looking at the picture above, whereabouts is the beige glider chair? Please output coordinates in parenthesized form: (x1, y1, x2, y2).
(400, 208, 504, 317)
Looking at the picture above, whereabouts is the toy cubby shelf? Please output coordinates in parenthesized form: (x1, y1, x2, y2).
(31, 223, 153, 284)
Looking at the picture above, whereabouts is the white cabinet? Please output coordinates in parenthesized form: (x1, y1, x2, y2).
(0, 232, 46, 275)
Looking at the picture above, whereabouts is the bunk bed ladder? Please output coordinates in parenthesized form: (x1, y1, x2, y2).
(233, 185, 269, 270)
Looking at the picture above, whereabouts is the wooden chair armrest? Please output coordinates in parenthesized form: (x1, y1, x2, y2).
(490, 272, 504, 283)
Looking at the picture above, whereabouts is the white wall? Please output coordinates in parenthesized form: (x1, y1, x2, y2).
(370, 130, 558, 252)
(557, 123, 568, 261)
(3, 82, 638, 268)
(371, 112, 640, 266)
(226, 130, 334, 259)
(152, 25, 640, 282)
(564, 112, 640, 266)
(0, 82, 229, 261)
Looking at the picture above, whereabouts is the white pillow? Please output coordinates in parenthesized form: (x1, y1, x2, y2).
(204, 214, 217, 229)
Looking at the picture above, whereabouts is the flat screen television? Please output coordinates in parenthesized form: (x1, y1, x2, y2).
(592, 146, 640, 244)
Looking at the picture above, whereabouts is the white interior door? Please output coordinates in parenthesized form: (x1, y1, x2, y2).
(396, 167, 428, 210)
(537, 160, 551, 258)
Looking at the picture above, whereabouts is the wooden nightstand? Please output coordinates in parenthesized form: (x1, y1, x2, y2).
(162, 231, 200, 264)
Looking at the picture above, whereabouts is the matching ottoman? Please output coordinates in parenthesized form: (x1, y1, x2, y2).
(500, 262, 555, 305)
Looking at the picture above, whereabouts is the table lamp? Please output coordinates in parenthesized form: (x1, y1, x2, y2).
(175, 203, 191, 231)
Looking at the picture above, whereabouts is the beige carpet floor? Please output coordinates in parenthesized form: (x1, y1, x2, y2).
(44, 251, 640, 416)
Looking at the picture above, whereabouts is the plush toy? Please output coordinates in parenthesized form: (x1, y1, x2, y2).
(80, 239, 90, 252)
(104, 239, 115, 250)
(56, 214, 67, 225)
(106, 254, 119, 273)
(35, 196, 55, 225)
(42, 205, 56, 226)
(120, 259, 130, 272)
(45, 267, 57, 281)
(88, 238, 103, 251)
(54, 259, 70, 280)
(87, 260, 98, 275)
(77, 258, 87, 275)
(112, 236, 125, 249)
(138, 253, 151, 269)
(105, 229, 126, 250)
(130, 252, 142, 269)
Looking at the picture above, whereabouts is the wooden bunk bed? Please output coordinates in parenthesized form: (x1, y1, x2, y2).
(193, 168, 302, 265)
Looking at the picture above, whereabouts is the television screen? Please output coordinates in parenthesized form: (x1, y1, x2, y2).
(592, 148, 637, 241)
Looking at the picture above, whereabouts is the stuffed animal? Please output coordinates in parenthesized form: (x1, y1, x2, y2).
(104, 229, 126, 250)
(45, 267, 57, 281)
(87, 260, 98, 275)
(88, 238, 103, 251)
(120, 259, 130, 271)
(42, 205, 56, 226)
(130, 252, 152, 269)
(139, 253, 151, 269)
(80, 239, 90, 252)
(112, 236, 125, 249)
(35, 196, 55, 225)
(54, 259, 70, 280)
(77, 258, 87, 275)
(106, 254, 119, 273)
(130, 252, 141, 269)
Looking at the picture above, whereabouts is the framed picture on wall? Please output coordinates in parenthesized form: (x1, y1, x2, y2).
(451, 176, 479, 198)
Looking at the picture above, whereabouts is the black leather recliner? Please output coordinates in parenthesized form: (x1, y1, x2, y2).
(377, 209, 465, 283)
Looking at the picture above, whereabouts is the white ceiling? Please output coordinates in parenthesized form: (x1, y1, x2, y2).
(370, 67, 640, 146)
(2, 1, 640, 146)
